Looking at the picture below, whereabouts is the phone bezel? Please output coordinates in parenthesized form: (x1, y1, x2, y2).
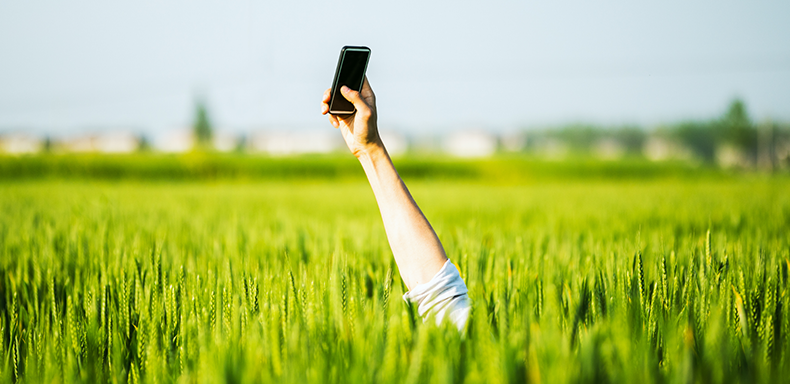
(329, 46, 371, 115)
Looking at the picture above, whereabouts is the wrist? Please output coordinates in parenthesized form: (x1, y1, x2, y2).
(354, 140, 386, 160)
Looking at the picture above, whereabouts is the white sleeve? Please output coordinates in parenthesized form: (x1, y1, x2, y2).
(402, 260, 471, 331)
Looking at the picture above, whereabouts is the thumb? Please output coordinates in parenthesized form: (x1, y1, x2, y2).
(340, 86, 370, 114)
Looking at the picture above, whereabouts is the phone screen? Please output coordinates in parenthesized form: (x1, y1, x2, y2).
(329, 47, 370, 114)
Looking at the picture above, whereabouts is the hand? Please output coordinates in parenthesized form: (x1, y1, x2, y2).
(321, 77, 382, 158)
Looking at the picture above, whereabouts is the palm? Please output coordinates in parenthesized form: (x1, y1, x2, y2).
(337, 91, 376, 152)
(322, 77, 380, 157)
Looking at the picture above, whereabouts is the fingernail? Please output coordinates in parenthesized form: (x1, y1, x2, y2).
(341, 86, 349, 93)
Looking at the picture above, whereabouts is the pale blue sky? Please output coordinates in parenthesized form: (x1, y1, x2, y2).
(1, 0, 789, 135)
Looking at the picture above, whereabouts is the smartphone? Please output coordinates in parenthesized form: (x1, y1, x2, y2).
(328, 46, 371, 115)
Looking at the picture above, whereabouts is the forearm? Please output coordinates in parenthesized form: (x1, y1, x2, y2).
(356, 144, 448, 290)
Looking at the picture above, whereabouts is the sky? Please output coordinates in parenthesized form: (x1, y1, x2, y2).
(1, 0, 789, 136)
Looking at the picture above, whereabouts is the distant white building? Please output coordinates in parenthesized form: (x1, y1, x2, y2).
(213, 131, 238, 152)
(410, 134, 441, 154)
(95, 132, 139, 153)
(0, 133, 42, 154)
(642, 136, 692, 161)
(249, 129, 344, 155)
(379, 130, 408, 155)
(443, 130, 497, 158)
(153, 129, 194, 153)
(54, 131, 140, 153)
(500, 132, 527, 152)
(533, 137, 568, 160)
(61, 135, 96, 152)
(593, 138, 625, 160)
(777, 138, 790, 168)
(716, 144, 750, 168)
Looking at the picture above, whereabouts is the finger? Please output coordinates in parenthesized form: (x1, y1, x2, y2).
(321, 89, 331, 114)
(327, 114, 339, 128)
(340, 86, 370, 115)
(360, 77, 375, 99)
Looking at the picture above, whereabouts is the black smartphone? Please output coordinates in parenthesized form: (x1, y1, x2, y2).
(328, 46, 371, 115)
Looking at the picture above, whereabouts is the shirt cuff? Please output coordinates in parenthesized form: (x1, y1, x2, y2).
(402, 260, 471, 331)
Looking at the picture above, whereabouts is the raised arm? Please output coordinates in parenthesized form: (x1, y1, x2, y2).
(320, 78, 447, 290)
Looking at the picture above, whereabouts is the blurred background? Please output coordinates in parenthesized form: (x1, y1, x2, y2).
(1, 0, 789, 171)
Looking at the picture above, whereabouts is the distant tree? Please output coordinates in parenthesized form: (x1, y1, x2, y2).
(235, 133, 247, 153)
(666, 100, 758, 163)
(42, 136, 53, 153)
(550, 124, 602, 152)
(138, 134, 151, 152)
(672, 121, 717, 161)
(718, 99, 757, 156)
(193, 99, 213, 149)
(612, 125, 646, 154)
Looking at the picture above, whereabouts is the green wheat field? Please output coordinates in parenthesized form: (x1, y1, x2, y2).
(1, 155, 789, 383)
